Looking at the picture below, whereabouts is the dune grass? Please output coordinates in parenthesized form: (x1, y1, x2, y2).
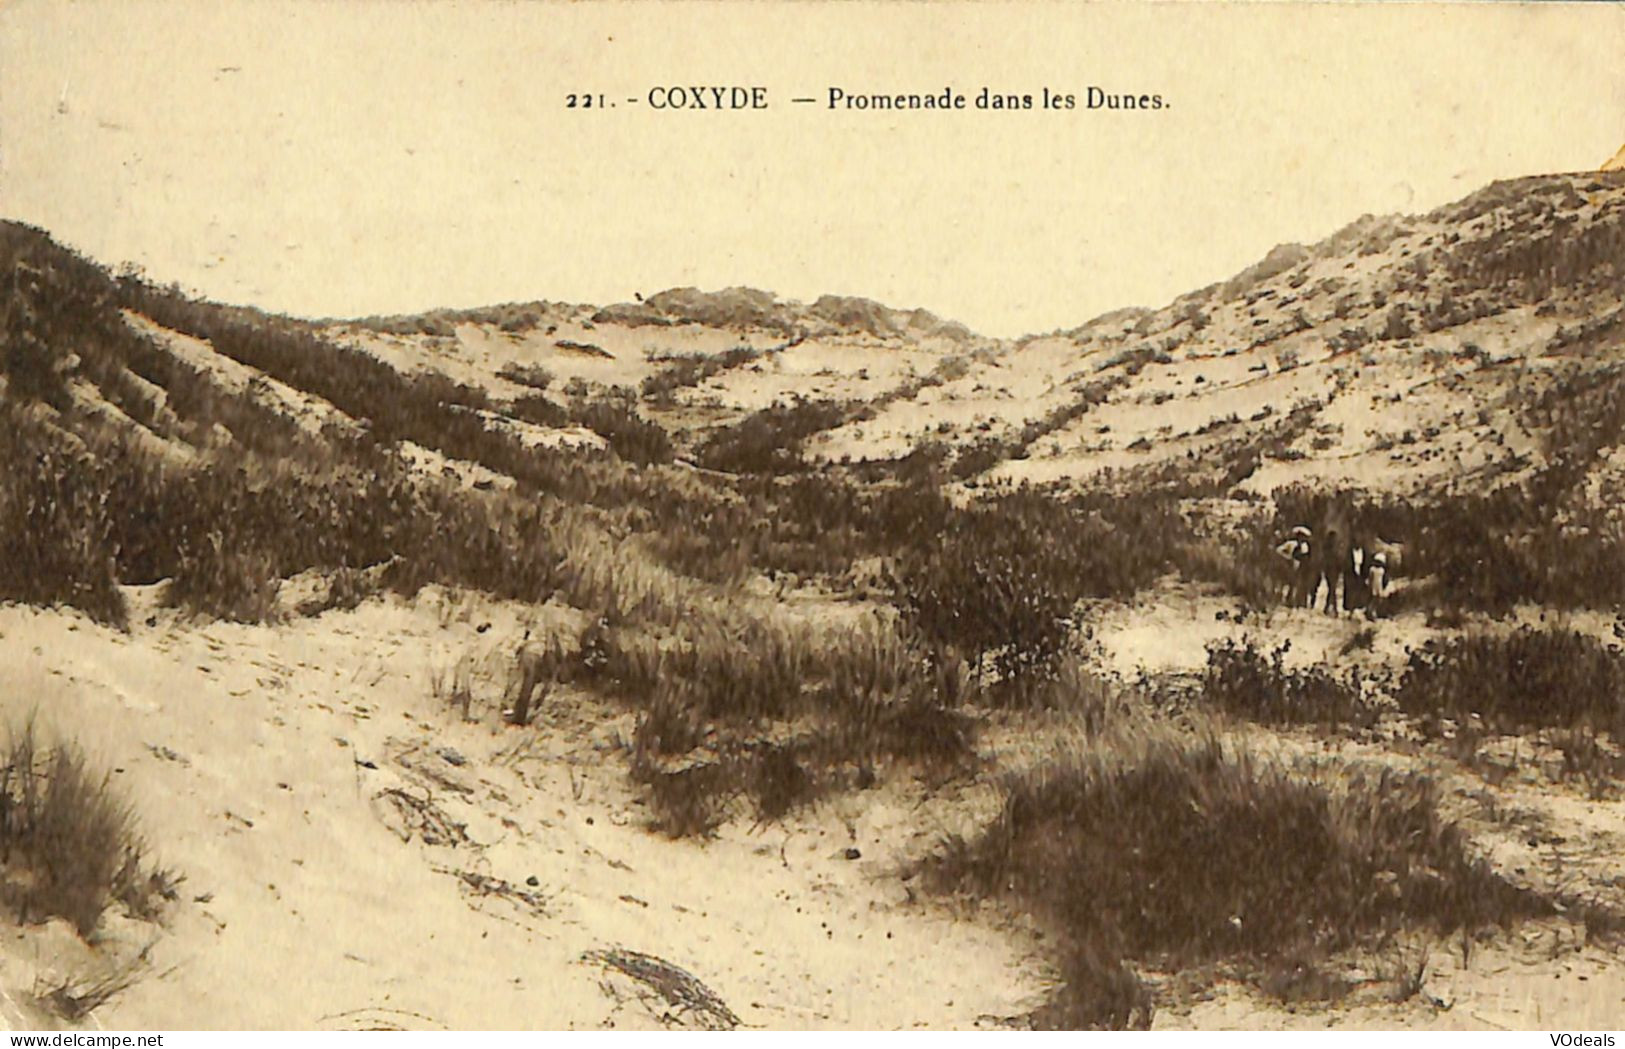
(0, 721, 171, 936)
(564, 609, 979, 834)
(1396, 626, 1625, 736)
(1202, 637, 1376, 730)
(0, 411, 128, 629)
(926, 726, 1544, 1027)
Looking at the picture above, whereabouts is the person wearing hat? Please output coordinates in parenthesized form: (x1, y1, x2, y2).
(1275, 525, 1315, 607)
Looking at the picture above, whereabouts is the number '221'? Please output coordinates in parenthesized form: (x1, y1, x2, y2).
(565, 94, 608, 108)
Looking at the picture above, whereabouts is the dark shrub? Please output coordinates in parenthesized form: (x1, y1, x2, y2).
(496, 362, 554, 390)
(892, 488, 1181, 699)
(1395, 627, 1625, 736)
(0, 414, 127, 628)
(506, 393, 568, 428)
(930, 731, 1542, 1023)
(1203, 637, 1374, 729)
(568, 392, 674, 466)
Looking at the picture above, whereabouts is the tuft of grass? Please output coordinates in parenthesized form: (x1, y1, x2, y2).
(34, 953, 149, 1022)
(295, 564, 383, 618)
(166, 528, 282, 624)
(1385, 942, 1434, 1004)
(1258, 948, 1354, 1005)
(629, 685, 709, 758)
(604, 612, 978, 832)
(927, 728, 1543, 1024)
(0, 722, 167, 935)
(633, 760, 732, 838)
(1029, 943, 1154, 1030)
(430, 654, 479, 722)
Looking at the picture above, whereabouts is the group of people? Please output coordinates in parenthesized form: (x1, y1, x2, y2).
(1275, 522, 1389, 617)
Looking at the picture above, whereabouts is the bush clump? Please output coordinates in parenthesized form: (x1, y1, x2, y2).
(695, 396, 849, 474)
(930, 730, 1541, 1025)
(0, 413, 127, 629)
(1395, 627, 1625, 736)
(567, 392, 674, 466)
(496, 362, 555, 391)
(594, 614, 977, 832)
(892, 488, 1182, 701)
(1203, 638, 1375, 729)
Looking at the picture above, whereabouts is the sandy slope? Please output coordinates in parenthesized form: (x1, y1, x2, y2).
(0, 591, 1037, 1031)
(123, 312, 362, 440)
(9, 581, 1620, 1030)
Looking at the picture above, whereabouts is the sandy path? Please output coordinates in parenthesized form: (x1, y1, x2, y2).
(0, 592, 1036, 1030)
(1161, 930, 1625, 1031)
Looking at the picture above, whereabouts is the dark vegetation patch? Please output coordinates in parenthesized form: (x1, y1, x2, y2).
(575, 614, 978, 833)
(503, 392, 569, 428)
(694, 395, 850, 474)
(1202, 637, 1375, 729)
(294, 564, 384, 618)
(563, 388, 674, 466)
(891, 488, 1184, 703)
(928, 731, 1545, 1027)
(0, 721, 175, 936)
(1028, 945, 1155, 1031)
(496, 361, 554, 391)
(1395, 627, 1625, 737)
(0, 411, 129, 628)
(640, 346, 761, 402)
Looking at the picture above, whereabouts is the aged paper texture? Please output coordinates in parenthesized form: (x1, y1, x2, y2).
(1, 0, 1623, 1033)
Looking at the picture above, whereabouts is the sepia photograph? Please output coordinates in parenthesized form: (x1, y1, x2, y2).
(1, 0, 1623, 1034)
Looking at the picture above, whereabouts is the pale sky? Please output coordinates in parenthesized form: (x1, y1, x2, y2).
(2, 1, 1621, 337)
